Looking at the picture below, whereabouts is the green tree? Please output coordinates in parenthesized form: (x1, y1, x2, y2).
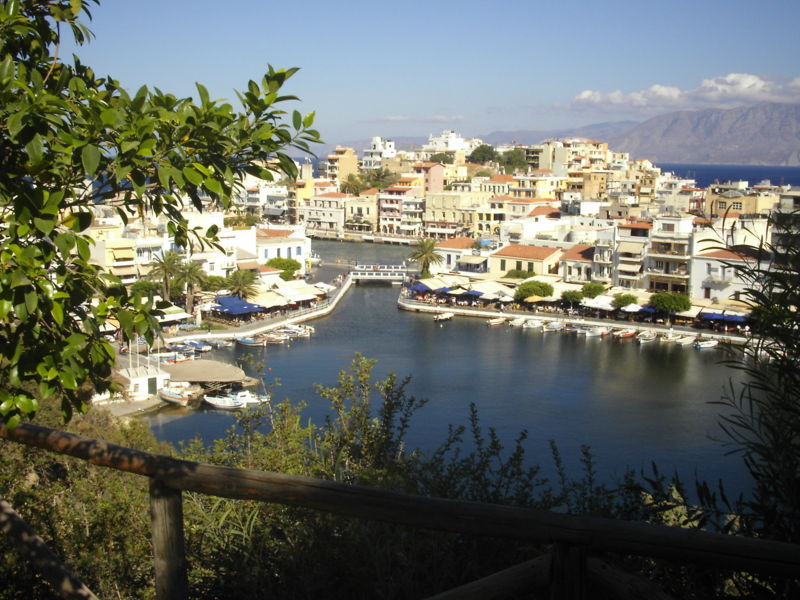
(468, 144, 498, 163)
(361, 167, 398, 190)
(498, 148, 528, 174)
(581, 282, 605, 299)
(503, 269, 529, 279)
(648, 292, 691, 324)
(147, 250, 183, 301)
(611, 293, 638, 309)
(267, 257, 302, 281)
(340, 173, 364, 195)
(203, 274, 229, 291)
(514, 280, 554, 302)
(227, 269, 259, 299)
(561, 290, 584, 310)
(0, 0, 319, 425)
(408, 238, 444, 277)
(174, 260, 207, 314)
(428, 152, 453, 165)
(129, 279, 161, 299)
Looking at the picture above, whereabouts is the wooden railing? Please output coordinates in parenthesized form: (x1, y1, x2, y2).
(2, 422, 799, 599)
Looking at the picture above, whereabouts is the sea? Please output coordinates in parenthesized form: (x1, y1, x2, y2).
(146, 237, 754, 498)
(656, 163, 800, 188)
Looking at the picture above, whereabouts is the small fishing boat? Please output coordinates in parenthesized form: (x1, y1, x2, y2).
(522, 319, 543, 329)
(487, 317, 506, 326)
(185, 340, 213, 352)
(543, 321, 566, 332)
(675, 335, 696, 346)
(207, 339, 233, 349)
(694, 339, 719, 349)
(661, 331, 682, 343)
(204, 394, 245, 410)
(584, 325, 608, 337)
(158, 386, 190, 407)
(509, 317, 528, 327)
(263, 333, 289, 344)
(235, 337, 266, 347)
(636, 331, 657, 344)
(434, 312, 454, 322)
(564, 323, 582, 334)
(611, 328, 637, 339)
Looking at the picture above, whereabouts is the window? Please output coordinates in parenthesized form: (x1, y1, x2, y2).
(296, 246, 301, 255)
(655, 261, 664, 269)
(704, 287, 711, 299)
(718, 201, 727, 209)
(516, 261, 522, 271)
(500, 259, 506, 271)
(264, 249, 269, 259)
(527, 263, 533, 272)
(661, 223, 675, 232)
(732, 202, 742, 210)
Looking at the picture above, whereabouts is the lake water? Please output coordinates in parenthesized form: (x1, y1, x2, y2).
(146, 240, 751, 496)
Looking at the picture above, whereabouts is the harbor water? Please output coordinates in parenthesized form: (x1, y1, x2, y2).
(146, 240, 751, 495)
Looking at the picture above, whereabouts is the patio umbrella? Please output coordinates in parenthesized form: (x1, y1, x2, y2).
(622, 303, 642, 312)
(524, 295, 544, 303)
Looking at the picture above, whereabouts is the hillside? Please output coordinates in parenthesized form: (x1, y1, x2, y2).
(608, 102, 800, 166)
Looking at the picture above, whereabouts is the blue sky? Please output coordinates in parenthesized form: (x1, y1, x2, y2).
(63, 0, 800, 147)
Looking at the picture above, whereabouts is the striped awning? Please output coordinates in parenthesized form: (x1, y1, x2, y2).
(617, 241, 644, 255)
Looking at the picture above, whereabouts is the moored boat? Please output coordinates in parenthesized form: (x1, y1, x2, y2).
(235, 336, 266, 347)
(584, 325, 608, 337)
(185, 340, 213, 352)
(509, 317, 528, 327)
(675, 335, 696, 346)
(434, 312, 455, 322)
(636, 331, 657, 344)
(158, 386, 190, 406)
(543, 321, 565, 332)
(694, 339, 719, 349)
(204, 394, 246, 410)
(611, 328, 637, 339)
(661, 331, 682, 343)
(522, 318, 543, 329)
(263, 333, 289, 344)
(487, 317, 506, 326)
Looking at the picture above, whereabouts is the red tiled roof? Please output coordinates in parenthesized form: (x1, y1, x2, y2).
(361, 188, 379, 195)
(619, 222, 653, 229)
(492, 244, 561, 261)
(489, 195, 516, 202)
(317, 192, 348, 198)
(699, 249, 754, 261)
(436, 236, 476, 250)
(560, 244, 595, 262)
(528, 206, 560, 218)
(259, 228, 294, 238)
(259, 265, 283, 273)
(487, 175, 515, 183)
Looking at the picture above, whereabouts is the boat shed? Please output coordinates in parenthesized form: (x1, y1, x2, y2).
(160, 359, 247, 383)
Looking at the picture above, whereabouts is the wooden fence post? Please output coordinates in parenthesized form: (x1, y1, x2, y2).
(550, 542, 586, 600)
(149, 479, 188, 600)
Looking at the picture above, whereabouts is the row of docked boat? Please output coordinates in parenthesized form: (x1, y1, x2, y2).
(158, 385, 271, 410)
(233, 324, 316, 348)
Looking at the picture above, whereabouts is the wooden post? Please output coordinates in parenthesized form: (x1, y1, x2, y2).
(149, 480, 188, 600)
(550, 542, 586, 600)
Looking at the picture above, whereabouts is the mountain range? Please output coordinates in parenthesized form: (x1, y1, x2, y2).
(323, 103, 800, 166)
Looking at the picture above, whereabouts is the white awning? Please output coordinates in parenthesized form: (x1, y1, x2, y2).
(676, 305, 703, 318)
(457, 255, 487, 265)
(618, 241, 644, 255)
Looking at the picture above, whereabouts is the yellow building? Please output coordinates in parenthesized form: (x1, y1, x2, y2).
(321, 147, 359, 183)
(703, 190, 778, 216)
(488, 244, 562, 276)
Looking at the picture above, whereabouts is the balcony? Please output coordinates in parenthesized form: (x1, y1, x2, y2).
(648, 270, 690, 280)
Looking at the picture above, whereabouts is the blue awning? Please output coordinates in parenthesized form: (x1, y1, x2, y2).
(464, 290, 483, 297)
(639, 306, 657, 313)
(701, 312, 725, 320)
(409, 283, 430, 292)
(434, 287, 451, 293)
(723, 314, 748, 323)
(213, 295, 266, 315)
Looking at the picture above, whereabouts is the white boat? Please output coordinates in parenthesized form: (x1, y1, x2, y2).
(434, 312, 454, 322)
(543, 321, 565, 332)
(487, 317, 506, 326)
(675, 335, 696, 346)
(661, 331, 682, 343)
(235, 336, 266, 347)
(204, 394, 245, 410)
(584, 326, 608, 337)
(694, 339, 719, 349)
(509, 317, 528, 327)
(611, 328, 637, 339)
(263, 333, 289, 344)
(185, 340, 212, 352)
(636, 331, 658, 344)
(522, 319, 543, 329)
(158, 386, 190, 406)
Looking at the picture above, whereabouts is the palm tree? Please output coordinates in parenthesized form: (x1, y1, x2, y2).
(408, 238, 444, 278)
(148, 250, 183, 300)
(340, 173, 363, 195)
(227, 269, 259, 300)
(174, 260, 207, 314)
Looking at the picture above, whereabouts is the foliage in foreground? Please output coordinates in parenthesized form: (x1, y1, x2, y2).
(0, 0, 319, 427)
(2, 351, 798, 598)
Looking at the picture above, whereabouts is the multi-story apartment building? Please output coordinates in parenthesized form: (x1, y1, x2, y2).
(703, 187, 779, 217)
(559, 244, 595, 284)
(509, 171, 567, 200)
(411, 162, 445, 194)
(361, 137, 396, 170)
(319, 147, 358, 183)
(295, 192, 350, 233)
(344, 193, 378, 234)
(644, 215, 693, 294)
(613, 222, 651, 289)
(377, 185, 424, 236)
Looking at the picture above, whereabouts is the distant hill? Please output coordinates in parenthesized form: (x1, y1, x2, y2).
(479, 121, 639, 146)
(608, 103, 800, 166)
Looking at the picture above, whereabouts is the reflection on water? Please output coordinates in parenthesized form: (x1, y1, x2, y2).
(143, 240, 752, 495)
